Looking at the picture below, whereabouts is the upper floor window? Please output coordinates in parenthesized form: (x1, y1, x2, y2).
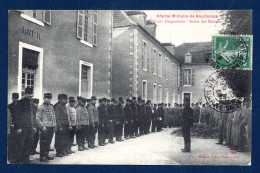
(153, 49, 157, 75)
(142, 41, 148, 70)
(183, 69, 193, 85)
(77, 10, 98, 47)
(165, 58, 169, 80)
(158, 53, 162, 77)
(21, 10, 51, 25)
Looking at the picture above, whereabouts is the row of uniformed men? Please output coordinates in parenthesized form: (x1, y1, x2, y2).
(7, 87, 168, 164)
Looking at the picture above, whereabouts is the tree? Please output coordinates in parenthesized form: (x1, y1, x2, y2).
(218, 10, 252, 100)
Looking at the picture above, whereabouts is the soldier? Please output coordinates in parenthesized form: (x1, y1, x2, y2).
(140, 100, 146, 135)
(8, 93, 20, 164)
(107, 98, 116, 143)
(124, 98, 133, 139)
(172, 103, 178, 127)
(115, 97, 124, 141)
(181, 101, 194, 152)
(30, 98, 40, 155)
(55, 94, 70, 157)
(151, 104, 158, 132)
(36, 93, 56, 162)
(164, 103, 169, 128)
(168, 103, 174, 128)
(216, 104, 228, 145)
(193, 103, 200, 123)
(53, 94, 62, 110)
(136, 97, 143, 135)
(76, 97, 89, 151)
(18, 87, 36, 164)
(157, 103, 164, 131)
(97, 98, 108, 146)
(105, 99, 110, 140)
(67, 97, 77, 153)
(87, 96, 98, 148)
(145, 100, 152, 134)
(131, 97, 139, 137)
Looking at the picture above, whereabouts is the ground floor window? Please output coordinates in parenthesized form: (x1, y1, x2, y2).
(79, 60, 93, 98)
(142, 80, 147, 101)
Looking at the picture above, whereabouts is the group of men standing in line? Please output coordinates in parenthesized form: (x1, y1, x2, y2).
(7, 87, 178, 164)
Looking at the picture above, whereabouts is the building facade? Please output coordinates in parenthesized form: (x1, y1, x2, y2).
(175, 42, 213, 105)
(112, 10, 181, 104)
(8, 10, 113, 103)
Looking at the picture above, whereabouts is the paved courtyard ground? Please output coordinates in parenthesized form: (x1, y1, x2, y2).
(30, 128, 251, 165)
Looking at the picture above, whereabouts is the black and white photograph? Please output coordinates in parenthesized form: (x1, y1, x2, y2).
(7, 10, 252, 165)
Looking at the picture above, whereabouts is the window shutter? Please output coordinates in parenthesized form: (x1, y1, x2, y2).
(180, 68, 183, 86)
(142, 42, 144, 69)
(191, 69, 195, 86)
(43, 10, 51, 25)
(77, 10, 84, 39)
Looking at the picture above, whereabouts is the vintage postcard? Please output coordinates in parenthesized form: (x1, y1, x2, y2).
(7, 10, 252, 165)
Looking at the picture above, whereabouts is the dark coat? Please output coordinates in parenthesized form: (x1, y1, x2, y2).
(182, 105, 194, 128)
(18, 97, 35, 129)
(55, 103, 69, 129)
(107, 104, 116, 121)
(152, 107, 157, 121)
(115, 103, 124, 123)
(8, 101, 20, 129)
(97, 103, 107, 125)
(145, 105, 153, 121)
(124, 104, 133, 123)
(131, 103, 138, 121)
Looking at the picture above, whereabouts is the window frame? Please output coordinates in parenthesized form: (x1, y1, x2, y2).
(183, 68, 192, 86)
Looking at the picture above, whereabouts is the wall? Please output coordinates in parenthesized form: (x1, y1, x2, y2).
(8, 10, 112, 103)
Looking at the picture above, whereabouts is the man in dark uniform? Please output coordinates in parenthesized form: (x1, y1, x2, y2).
(181, 101, 194, 152)
(124, 98, 133, 139)
(8, 93, 20, 164)
(67, 96, 77, 152)
(139, 100, 146, 135)
(157, 103, 164, 131)
(55, 94, 70, 157)
(105, 99, 111, 140)
(36, 93, 56, 162)
(136, 97, 143, 136)
(87, 96, 98, 148)
(97, 98, 108, 146)
(107, 98, 116, 143)
(30, 98, 40, 155)
(145, 100, 153, 134)
(131, 97, 139, 137)
(115, 97, 124, 141)
(152, 104, 158, 132)
(53, 94, 62, 110)
(18, 87, 36, 164)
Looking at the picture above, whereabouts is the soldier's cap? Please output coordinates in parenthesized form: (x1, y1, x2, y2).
(60, 94, 68, 100)
(58, 94, 63, 100)
(142, 100, 145, 103)
(168, 103, 171, 105)
(80, 97, 88, 103)
(148, 100, 151, 103)
(132, 97, 136, 101)
(164, 103, 167, 106)
(111, 98, 116, 102)
(126, 98, 131, 102)
(154, 104, 157, 106)
(118, 97, 123, 102)
(91, 96, 97, 100)
(77, 96, 82, 101)
(102, 98, 107, 102)
(12, 93, 19, 99)
(98, 98, 103, 103)
(44, 93, 52, 99)
(69, 96, 76, 102)
(86, 99, 91, 102)
(107, 99, 111, 102)
(146, 101, 149, 104)
(33, 98, 39, 104)
(25, 87, 33, 94)
(138, 97, 142, 101)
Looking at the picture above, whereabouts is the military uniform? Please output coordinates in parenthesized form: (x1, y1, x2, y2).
(115, 97, 124, 141)
(8, 93, 20, 164)
(18, 88, 36, 164)
(217, 111, 228, 145)
(145, 101, 152, 134)
(181, 104, 194, 152)
(97, 99, 108, 145)
(131, 97, 139, 137)
(67, 97, 77, 151)
(36, 93, 56, 161)
(76, 97, 89, 150)
(87, 96, 98, 148)
(152, 105, 158, 132)
(124, 99, 133, 138)
(31, 98, 40, 155)
(156, 104, 164, 131)
(55, 94, 70, 156)
(107, 98, 116, 143)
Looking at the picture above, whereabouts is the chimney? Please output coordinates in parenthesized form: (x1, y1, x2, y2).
(161, 43, 175, 56)
(125, 10, 147, 28)
(146, 20, 157, 38)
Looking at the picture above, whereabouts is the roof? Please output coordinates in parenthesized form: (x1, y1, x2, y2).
(174, 42, 211, 64)
(161, 42, 175, 47)
(146, 19, 157, 26)
(125, 10, 147, 16)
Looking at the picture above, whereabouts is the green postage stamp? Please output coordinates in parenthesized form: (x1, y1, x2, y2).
(212, 35, 252, 69)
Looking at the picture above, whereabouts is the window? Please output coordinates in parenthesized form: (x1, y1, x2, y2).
(153, 84, 157, 104)
(183, 69, 192, 85)
(153, 49, 157, 74)
(79, 61, 93, 98)
(158, 53, 162, 77)
(22, 70, 36, 97)
(147, 45, 150, 72)
(77, 10, 98, 46)
(22, 10, 51, 25)
(158, 85, 162, 103)
(82, 65, 89, 80)
(142, 80, 147, 101)
(165, 88, 169, 104)
(165, 58, 169, 80)
(172, 63, 175, 81)
(142, 41, 148, 70)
